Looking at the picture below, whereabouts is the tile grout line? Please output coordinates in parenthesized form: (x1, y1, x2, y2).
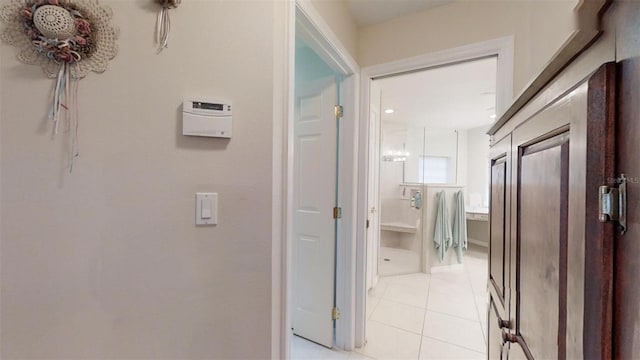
(371, 274, 430, 360)
(418, 272, 433, 358)
(367, 319, 426, 338)
(366, 281, 390, 320)
(465, 250, 489, 347)
(464, 251, 489, 346)
(374, 295, 429, 311)
(421, 334, 486, 355)
(353, 346, 380, 360)
(366, 296, 382, 321)
(421, 249, 488, 357)
(424, 308, 484, 323)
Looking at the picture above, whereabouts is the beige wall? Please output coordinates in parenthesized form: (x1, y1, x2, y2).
(0, 1, 278, 358)
(309, 0, 360, 62)
(359, 0, 577, 97)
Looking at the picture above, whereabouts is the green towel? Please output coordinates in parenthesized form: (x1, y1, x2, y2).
(434, 190, 452, 263)
(452, 190, 468, 263)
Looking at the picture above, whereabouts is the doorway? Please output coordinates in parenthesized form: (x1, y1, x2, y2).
(360, 56, 497, 359)
(291, 36, 342, 349)
(284, 2, 360, 356)
(355, 38, 514, 358)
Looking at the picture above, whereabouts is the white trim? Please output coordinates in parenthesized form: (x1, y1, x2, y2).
(295, 1, 359, 76)
(335, 72, 360, 351)
(361, 36, 513, 118)
(276, 0, 361, 355)
(272, 1, 294, 359)
(355, 37, 514, 347)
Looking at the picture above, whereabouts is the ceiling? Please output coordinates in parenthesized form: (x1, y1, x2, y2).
(346, 0, 453, 26)
(377, 57, 497, 130)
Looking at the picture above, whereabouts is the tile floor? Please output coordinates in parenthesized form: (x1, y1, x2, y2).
(292, 244, 488, 360)
(379, 246, 421, 276)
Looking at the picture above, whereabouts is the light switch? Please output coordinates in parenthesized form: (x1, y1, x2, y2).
(201, 199, 212, 219)
(196, 193, 217, 225)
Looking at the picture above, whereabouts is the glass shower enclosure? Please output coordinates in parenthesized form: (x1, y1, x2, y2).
(378, 122, 458, 276)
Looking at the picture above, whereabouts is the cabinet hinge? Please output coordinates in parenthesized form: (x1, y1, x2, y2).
(599, 174, 627, 234)
(334, 105, 344, 120)
(331, 307, 340, 320)
(333, 207, 342, 219)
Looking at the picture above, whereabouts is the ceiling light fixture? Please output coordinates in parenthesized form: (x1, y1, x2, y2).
(490, 114, 497, 119)
(385, 109, 395, 114)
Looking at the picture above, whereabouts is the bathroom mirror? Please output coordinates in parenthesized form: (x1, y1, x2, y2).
(403, 127, 458, 184)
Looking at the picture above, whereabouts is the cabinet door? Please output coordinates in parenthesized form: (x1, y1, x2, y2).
(487, 134, 512, 359)
(503, 63, 616, 360)
(514, 133, 570, 360)
(489, 155, 508, 304)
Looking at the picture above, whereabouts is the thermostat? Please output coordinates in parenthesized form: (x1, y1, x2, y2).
(182, 98, 232, 138)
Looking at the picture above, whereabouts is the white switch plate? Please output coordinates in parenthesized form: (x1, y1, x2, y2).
(196, 193, 217, 225)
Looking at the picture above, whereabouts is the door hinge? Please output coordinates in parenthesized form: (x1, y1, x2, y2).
(599, 174, 627, 234)
(331, 307, 340, 320)
(333, 207, 342, 219)
(334, 105, 344, 120)
(366, 219, 370, 229)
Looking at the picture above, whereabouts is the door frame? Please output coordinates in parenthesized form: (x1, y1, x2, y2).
(273, 1, 360, 358)
(355, 37, 515, 346)
(365, 82, 382, 292)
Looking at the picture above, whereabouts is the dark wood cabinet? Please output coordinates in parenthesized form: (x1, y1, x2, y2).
(489, 154, 508, 305)
(487, 1, 640, 358)
(488, 135, 511, 359)
(487, 63, 618, 359)
(612, 2, 640, 358)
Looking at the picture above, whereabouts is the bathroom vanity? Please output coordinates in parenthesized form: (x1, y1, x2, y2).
(466, 207, 489, 247)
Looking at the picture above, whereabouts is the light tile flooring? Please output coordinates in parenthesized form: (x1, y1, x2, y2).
(379, 246, 420, 276)
(292, 245, 488, 360)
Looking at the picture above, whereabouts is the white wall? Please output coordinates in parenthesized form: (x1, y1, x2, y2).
(379, 122, 406, 223)
(309, 0, 359, 62)
(466, 126, 491, 207)
(0, 1, 278, 358)
(359, 0, 577, 97)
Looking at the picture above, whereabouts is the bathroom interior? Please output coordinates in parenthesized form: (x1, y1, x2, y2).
(372, 57, 495, 279)
(359, 57, 497, 359)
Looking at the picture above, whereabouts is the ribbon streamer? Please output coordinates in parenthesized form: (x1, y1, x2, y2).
(49, 63, 80, 173)
(156, 6, 171, 53)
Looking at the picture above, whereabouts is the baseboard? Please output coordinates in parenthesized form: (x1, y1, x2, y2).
(468, 238, 489, 247)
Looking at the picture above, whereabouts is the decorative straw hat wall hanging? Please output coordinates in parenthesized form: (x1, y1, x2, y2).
(0, 0, 118, 172)
(155, 0, 179, 53)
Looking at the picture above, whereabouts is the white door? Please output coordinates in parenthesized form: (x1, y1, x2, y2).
(292, 74, 339, 348)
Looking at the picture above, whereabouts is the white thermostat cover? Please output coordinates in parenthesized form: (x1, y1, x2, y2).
(182, 98, 232, 138)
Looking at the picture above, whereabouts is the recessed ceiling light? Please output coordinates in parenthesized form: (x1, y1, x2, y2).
(490, 114, 497, 119)
(385, 109, 395, 114)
